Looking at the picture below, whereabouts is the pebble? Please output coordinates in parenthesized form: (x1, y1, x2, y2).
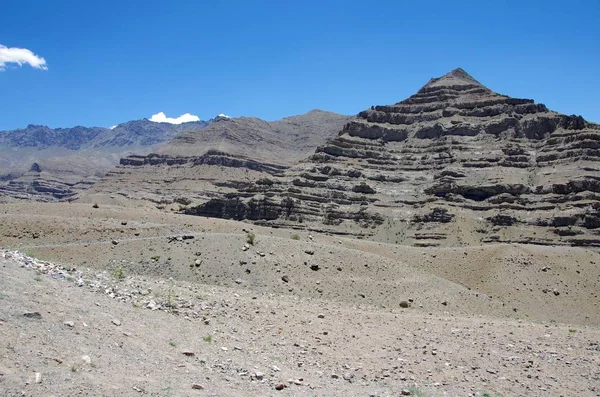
(112, 319, 121, 326)
(191, 384, 204, 390)
(254, 371, 265, 380)
(63, 320, 75, 327)
(146, 300, 159, 310)
(275, 383, 286, 390)
(23, 311, 42, 319)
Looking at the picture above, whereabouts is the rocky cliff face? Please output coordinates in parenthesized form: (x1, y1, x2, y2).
(180, 69, 600, 246)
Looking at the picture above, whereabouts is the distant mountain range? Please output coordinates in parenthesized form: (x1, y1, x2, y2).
(0, 110, 350, 201)
(0, 118, 209, 150)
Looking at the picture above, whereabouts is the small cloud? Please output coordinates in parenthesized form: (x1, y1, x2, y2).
(109, 125, 117, 130)
(0, 44, 47, 71)
(149, 112, 200, 124)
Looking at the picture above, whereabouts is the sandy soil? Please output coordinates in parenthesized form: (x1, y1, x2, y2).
(1, 202, 600, 396)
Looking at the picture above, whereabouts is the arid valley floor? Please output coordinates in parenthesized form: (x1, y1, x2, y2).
(1, 202, 599, 396)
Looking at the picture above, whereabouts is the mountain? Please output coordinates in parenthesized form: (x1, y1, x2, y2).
(0, 119, 209, 150)
(81, 110, 351, 205)
(170, 68, 600, 247)
(0, 118, 209, 201)
(160, 109, 351, 163)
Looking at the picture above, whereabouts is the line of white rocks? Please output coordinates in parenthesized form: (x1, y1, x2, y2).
(0, 249, 208, 319)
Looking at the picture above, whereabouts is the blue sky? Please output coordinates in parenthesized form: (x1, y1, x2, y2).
(1, 0, 599, 130)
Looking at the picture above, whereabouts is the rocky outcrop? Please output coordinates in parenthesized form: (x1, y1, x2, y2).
(174, 68, 600, 246)
(120, 151, 288, 175)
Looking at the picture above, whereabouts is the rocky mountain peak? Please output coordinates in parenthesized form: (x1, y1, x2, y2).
(423, 67, 483, 89)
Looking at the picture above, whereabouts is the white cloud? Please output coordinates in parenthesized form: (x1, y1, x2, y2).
(0, 44, 47, 71)
(149, 112, 200, 124)
(109, 125, 117, 130)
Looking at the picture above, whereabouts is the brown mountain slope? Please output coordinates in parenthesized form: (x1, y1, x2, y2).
(155, 109, 351, 164)
(81, 110, 350, 205)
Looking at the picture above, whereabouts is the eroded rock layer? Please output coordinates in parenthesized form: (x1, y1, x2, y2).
(181, 69, 600, 246)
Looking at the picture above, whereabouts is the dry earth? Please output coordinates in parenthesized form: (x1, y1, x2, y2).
(1, 202, 600, 396)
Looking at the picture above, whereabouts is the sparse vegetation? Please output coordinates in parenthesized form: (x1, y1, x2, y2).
(407, 384, 426, 397)
(246, 231, 256, 245)
(481, 391, 502, 397)
(164, 278, 176, 309)
(71, 364, 78, 372)
(169, 340, 177, 347)
(569, 328, 578, 333)
(150, 255, 160, 262)
(203, 335, 212, 344)
(111, 266, 126, 280)
(290, 234, 300, 240)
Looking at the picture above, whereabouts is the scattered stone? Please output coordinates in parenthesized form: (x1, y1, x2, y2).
(399, 301, 410, 308)
(191, 384, 204, 390)
(343, 373, 354, 381)
(35, 372, 42, 384)
(310, 264, 320, 271)
(275, 383, 286, 390)
(318, 313, 325, 319)
(281, 275, 290, 283)
(401, 389, 411, 396)
(195, 259, 202, 266)
(254, 371, 265, 380)
(111, 319, 121, 326)
(111, 239, 119, 245)
(182, 351, 195, 357)
(81, 355, 92, 365)
(305, 250, 315, 255)
(553, 289, 560, 296)
(441, 301, 448, 306)
(23, 312, 42, 319)
(63, 320, 75, 328)
(146, 300, 159, 310)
